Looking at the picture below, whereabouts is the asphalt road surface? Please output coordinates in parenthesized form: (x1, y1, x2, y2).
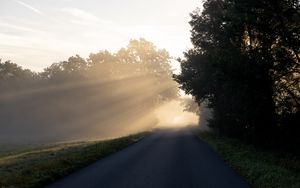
(47, 128, 250, 188)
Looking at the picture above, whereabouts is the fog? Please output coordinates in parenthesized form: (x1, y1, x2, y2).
(0, 75, 173, 144)
(154, 100, 198, 128)
(0, 39, 201, 146)
(0, 76, 209, 146)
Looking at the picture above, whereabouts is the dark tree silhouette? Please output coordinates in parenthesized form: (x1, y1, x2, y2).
(175, 0, 299, 150)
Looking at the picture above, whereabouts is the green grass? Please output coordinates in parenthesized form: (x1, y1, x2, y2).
(197, 131, 300, 188)
(0, 132, 149, 188)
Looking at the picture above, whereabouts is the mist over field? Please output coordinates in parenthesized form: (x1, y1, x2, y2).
(0, 39, 201, 146)
(0, 0, 205, 148)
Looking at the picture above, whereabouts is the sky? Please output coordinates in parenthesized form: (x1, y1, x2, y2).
(0, 0, 201, 71)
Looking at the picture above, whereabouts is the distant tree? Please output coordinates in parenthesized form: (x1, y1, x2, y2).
(89, 38, 178, 102)
(0, 59, 35, 80)
(175, 0, 299, 148)
(0, 59, 37, 91)
(41, 55, 88, 81)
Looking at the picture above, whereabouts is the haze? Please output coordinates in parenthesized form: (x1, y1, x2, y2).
(0, 1, 205, 147)
(0, 38, 201, 145)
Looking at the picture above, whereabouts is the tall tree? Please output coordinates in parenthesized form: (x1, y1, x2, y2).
(175, 0, 299, 147)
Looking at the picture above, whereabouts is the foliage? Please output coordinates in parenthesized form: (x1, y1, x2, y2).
(175, 0, 300, 149)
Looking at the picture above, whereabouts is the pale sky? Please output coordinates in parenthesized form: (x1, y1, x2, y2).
(0, 0, 201, 71)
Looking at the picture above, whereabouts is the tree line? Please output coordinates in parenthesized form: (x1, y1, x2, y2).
(175, 0, 299, 151)
(0, 39, 178, 143)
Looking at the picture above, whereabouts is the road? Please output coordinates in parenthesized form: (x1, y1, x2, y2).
(47, 128, 250, 188)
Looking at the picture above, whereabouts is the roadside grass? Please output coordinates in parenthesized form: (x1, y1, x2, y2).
(0, 132, 149, 188)
(198, 131, 300, 188)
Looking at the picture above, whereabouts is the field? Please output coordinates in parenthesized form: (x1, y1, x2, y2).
(0, 132, 149, 188)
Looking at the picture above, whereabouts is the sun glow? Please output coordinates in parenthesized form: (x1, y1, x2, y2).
(154, 100, 198, 128)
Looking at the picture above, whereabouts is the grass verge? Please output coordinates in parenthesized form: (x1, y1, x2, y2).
(0, 132, 149, 188)
(198, 131, 300, 188)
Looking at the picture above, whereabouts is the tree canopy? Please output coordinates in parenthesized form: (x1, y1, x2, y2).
(175, 0, 299, 150)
